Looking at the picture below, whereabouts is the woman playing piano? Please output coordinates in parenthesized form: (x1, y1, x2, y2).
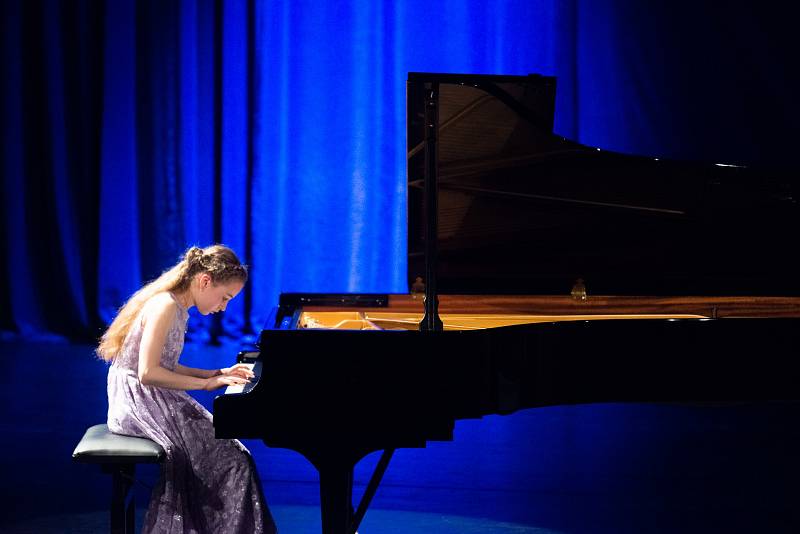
(97, 244, 277, 534)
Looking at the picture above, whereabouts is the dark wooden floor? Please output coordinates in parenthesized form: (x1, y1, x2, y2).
(2, 338, 800, 533)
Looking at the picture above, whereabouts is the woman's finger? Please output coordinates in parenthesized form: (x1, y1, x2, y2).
(221, 376, 247, 386)
(225, 364, 255, 378)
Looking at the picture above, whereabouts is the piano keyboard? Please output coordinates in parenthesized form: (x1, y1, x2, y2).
(223, 361, 262, 395)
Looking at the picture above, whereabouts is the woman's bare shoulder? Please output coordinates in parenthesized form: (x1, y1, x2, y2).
(142, 292, 179, 319)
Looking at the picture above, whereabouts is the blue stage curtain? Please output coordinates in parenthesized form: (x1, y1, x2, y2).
(1, 0, 798, 341)
(1, 0, 105, 340)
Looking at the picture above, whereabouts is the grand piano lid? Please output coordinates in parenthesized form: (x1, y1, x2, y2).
(407, 72, 800, 297)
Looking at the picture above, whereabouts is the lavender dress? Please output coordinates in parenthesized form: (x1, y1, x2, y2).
(107, 292, 276, 533)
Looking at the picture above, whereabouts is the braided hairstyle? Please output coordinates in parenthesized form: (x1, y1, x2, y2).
(97, 245, 248, 361)
(173, 245, 249, 293)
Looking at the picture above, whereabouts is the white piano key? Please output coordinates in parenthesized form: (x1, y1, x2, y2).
(223, 363, 255, 395)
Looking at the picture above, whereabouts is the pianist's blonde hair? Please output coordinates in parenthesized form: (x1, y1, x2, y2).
(96, 244, 248, 361)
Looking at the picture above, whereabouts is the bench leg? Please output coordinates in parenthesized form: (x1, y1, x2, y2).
(107, 464, 136, 534)
(125, 483, 136, 533)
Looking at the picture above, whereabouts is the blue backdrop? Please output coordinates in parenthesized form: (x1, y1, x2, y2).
(1, 0, 798, 340)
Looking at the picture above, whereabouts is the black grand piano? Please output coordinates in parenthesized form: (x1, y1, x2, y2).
(214, 73, 800, 534)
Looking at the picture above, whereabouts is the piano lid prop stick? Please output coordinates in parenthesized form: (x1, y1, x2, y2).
(420, 82, 444, 332)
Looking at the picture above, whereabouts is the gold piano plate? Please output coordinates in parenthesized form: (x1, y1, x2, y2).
(295, 294, 800, 331)
(298, 310, 708, 331)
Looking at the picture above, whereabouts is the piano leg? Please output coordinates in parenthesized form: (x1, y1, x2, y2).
(299, 445, 392, 534)
(318, 460, 355, 534)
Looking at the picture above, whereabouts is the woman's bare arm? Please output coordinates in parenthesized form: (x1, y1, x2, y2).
(137, 295, 247, 391)
(174, 363, 218, 379)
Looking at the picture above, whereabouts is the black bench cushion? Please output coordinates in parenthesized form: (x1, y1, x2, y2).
(73, 424, 165, 464)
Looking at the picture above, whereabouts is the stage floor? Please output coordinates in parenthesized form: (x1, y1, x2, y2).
(0, 505, 558, 534)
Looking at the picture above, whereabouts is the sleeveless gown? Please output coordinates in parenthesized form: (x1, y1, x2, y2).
(107, 292, 276, 533)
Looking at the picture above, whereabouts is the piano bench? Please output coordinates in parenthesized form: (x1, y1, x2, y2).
(72, 424, 165, 534)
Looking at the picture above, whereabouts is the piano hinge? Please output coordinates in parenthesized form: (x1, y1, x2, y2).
(571, 278, 587, 301)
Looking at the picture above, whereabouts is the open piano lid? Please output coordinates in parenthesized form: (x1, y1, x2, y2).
(407, 72, 800, 297)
